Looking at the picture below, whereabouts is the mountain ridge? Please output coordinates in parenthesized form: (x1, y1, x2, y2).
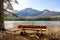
(17, 8, 60, 18)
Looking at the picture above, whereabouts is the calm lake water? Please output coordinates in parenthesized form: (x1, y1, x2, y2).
(4, 21, 60, 29)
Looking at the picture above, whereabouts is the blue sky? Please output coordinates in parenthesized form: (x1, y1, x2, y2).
(12, 0, 60, 12)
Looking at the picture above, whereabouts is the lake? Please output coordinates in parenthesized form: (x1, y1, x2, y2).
(4, 21, 60, 29)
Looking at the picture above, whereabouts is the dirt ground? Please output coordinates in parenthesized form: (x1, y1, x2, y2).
(0, 31, 48, 40)
(0, 31, 60, 40)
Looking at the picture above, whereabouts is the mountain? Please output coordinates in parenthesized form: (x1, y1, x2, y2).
(17, 8, 60, 18)
(17, 8, 42, 18)
(40, 9, 60, 17)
